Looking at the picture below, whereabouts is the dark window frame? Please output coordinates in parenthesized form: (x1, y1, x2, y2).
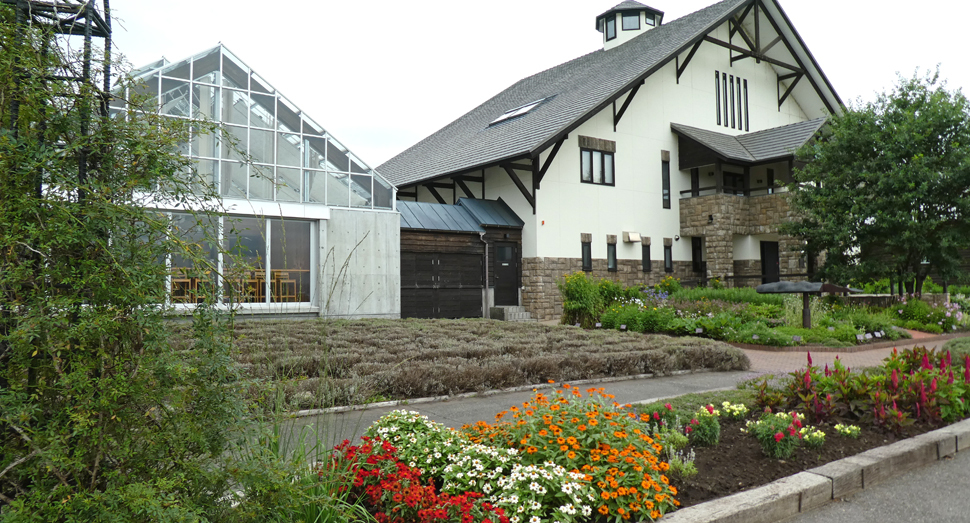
(722, 72, 728, 126)
(607, 243, 617, 272)
(767, 168, 775, 195)
(580, 148, 616, 186)
(715, 71, 721, 126)
(729, 74, 736, 129)
(664, 245, 673, 273)
(642, 244, 651, 272)
(605, 17, 617, 40)
(661, 159, 671, 209)
(644, 12, 656, 26)
(622, 12, 640, 30)
(691, 237, 704, 274)
(743, 79, 750, 131)
(581, 241, 592, 272)
(736, 76, 743, 131)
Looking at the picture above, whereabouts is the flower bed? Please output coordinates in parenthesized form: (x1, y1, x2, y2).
(558, 272, 970, 347)
(319, 345, 970, 522)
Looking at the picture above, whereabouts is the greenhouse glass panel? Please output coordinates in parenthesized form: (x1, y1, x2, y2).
(305, 171, 326, 203)
(270, 219, 311, 303)
(326, 172, 349, 207)
(221, 161, 247, 198)
(222, 50, 249, 89)
(250, 71, 273, 94)
(304, 136, 326, 170)
(164, 57, 191, 79)
(277, 97, 301, 133)
(223, 217, 266, 304)
(222, 125, 248, 162)
(160, 78, 190, 117)
(250, 93, 275, 129)
(191, 126, 219, 158)
(170, 212, 219, 304)
(192, 48, 221, 84)
(302, 116, 324, 136)
(194, 159, 219, 192)
(192, 83, 219, 120)
(249, 165, 274, 201)
(349, 153, 369, 174)
(222, 89, 249, 126)
(326, 139, 350, 172)
(277, 133, 301, 167)
(276, 167, 301, 202)
(131, 73, 159, 109)
(250, 128, 275, 165)
(373, 175, 393, 209)
(350, 174, 372, 208)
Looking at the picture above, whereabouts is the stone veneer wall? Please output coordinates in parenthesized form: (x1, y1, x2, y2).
(733, 259, 762, 286)
(680, 193, 804, 286)
(522, 257, 696, 322)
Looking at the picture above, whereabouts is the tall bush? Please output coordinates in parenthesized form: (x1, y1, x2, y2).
(558, 272, 604, 328)
(0, 16, 306, 522)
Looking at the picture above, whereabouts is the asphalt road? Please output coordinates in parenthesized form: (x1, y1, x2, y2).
(787, 447, 970, 523)
(280, 370, 758, 453)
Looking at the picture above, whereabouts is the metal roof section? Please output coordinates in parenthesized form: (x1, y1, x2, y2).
(458, 198, 525, 228)
(671, 117, 825, 164)
(377, 0, 842, 190)
(398, 199, 524, 232)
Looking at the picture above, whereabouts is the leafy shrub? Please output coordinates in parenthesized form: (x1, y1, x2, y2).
(656, 275, 683, 295)
(666, 450, 698, 481)
(901, 298, 933, 322)
(782, 294, 831, 328)
(597, 278, 626, 307)
(365, 410, 468, 476)
(687, 405, 721, 446)
(745, 411, 806, 459)
(558, 272, 604, 328)
(729, 323, 795, 346)
(670, 287, 784, 306)
(464, 385, 681, 521)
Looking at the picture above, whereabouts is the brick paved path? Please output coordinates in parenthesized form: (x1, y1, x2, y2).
(742, 335, 952, 374)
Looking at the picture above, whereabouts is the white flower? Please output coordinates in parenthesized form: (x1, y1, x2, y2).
(529, 517, 541, 523)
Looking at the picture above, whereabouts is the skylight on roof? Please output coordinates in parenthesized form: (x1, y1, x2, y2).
(490, 98, 547, 125)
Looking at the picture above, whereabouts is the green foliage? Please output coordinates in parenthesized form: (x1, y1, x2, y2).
(785, 68, 970, 293)
(670, 287, 784, 306)
(597, 278, 626, 307)
(745, 411, 806, 459)
(0, 18, 310, 522)
(557, 272, 604, 328)
(781, 294, 831, 328)
(687, 406, 720, 447)
(655, 275, 683, 295)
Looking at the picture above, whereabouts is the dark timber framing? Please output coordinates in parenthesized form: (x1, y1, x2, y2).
(501, 163, 535, 214)
(612, 81, 643, 131)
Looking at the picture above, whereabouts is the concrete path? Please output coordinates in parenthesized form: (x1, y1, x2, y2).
(744, 336, 951, 374)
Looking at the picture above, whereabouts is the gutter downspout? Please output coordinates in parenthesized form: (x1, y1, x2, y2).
(480, 232, 489, 319)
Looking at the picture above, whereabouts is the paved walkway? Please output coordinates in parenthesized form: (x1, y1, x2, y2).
(744, 336, 951, 374)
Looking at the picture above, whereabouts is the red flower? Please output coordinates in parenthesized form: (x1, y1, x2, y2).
(653, 412, 660, 421)
(774, 432, 784, 443)
(705, 404, 714, 415)
(664, 403, 673, 411)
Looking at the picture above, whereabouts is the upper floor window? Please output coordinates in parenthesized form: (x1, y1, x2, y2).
(644, 13, 656, 26)
(605, 17, 616, 40)
(581, 149, 615, 186)
(715, 71, 748, 131)
(581, 240, 592, 272)
(622, 13, 640, 30)
(661, 159, 671, 209)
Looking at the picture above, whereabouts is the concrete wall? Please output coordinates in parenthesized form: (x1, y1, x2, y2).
(319, 209, 400, 318)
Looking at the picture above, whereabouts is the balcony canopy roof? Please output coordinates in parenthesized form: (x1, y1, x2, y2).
(671, 117, 826, 169)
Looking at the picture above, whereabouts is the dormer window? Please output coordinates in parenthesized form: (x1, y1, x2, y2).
(622, 13, 640, 31)
(490, 97, 547, 126)
(644, 13, 656, 26)
(605, 17, 616, 40)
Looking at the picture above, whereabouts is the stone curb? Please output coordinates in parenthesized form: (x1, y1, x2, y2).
(289, 368, 719, 418)
(661, 417, 970, 523)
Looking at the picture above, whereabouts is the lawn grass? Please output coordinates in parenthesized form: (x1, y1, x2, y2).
(173, 318, 751, 410)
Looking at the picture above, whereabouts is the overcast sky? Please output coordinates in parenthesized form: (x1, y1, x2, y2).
(108, 0, 969, 168)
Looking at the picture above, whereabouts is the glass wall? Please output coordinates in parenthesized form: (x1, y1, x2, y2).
(129, 46, 394, 210)
(169, 212, 313, 305)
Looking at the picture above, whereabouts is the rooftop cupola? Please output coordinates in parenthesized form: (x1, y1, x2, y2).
(596, 1, 664, 51)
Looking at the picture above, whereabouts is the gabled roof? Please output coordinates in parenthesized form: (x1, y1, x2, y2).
(398, 198, 524, 232)
(671, 117, 826, 164)
(378, 0, 841, 189)
(598, 0, 662, 18)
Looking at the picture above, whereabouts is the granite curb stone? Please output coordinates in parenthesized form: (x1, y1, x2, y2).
(661, 419, 969, 523)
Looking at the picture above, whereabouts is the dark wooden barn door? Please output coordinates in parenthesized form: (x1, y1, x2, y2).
(401, 251, 483, 318)
(760, 241, 780, 284)
(493, 242, 519, 306)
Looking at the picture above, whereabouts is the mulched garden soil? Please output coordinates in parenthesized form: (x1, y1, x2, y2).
(675, 417, 937, 508)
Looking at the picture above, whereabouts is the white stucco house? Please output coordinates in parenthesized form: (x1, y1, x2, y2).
(122, 45, 401, 318)
(378, 0, 842, 321)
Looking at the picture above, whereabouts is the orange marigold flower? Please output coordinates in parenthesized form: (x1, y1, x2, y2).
(548, 379, 555, 383)
(563, 384, 572, 389)
(578, 424, 587, 431)
(589, 419, 599, 426)
(525, 410, 534, 416)
(650, 510, 660, 519)
(644, 501, 654, 510)
(567, 451, 576, 459)
(601, 491, 611, 500)
(538, 429, 548, 437)
(660, 462, 670, 471)
(597, 481, 607, 489)
(550, 404, 560, 411)
(566, 436, 577, 444)
(617, 487, 629, 496)
(669, 486, 678, 495)
(560, 444, 569, 451)
(598, 505, 610, 515)
(660, 475, 669, 485)
(509, 406, 519, 412)
(526, 446, 538, 454)
(617, 508, 626, 515)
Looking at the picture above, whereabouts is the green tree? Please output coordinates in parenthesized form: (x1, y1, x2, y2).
(0, 9, 344, 523)
(785, 69, 970, 294)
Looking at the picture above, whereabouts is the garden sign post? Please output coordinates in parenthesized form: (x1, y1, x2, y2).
(755, 282, 861, 329)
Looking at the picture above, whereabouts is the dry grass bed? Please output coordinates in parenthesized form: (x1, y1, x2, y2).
(177, 318, 750, 409)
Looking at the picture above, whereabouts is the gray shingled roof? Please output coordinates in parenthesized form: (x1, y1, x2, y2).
(378, 0, 749, 187)
(398, 199, 524, 232)
(599, 0, 660, 17)
(670, 117, 825, 163)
